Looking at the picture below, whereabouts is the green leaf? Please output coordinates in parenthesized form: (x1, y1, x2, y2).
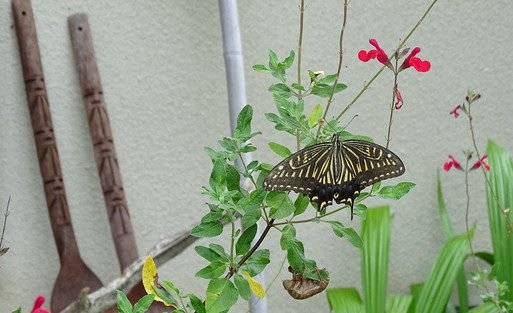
(204, 146, 237, 163)
(242, 249, 270, 276)
(486, 140, 513, 303)
(234, 273, 252, 301)
(205, 278, 239, 313)
(152, 286, 178, 304)
(187, 293, 206, 313)
(161, 280, 179, 295)
(267, 191, 295, 219)
(437, 170, 469, 313)
(468, 303, 500, 313)
(208, 243, 230, 261)
(226, 164, 241, 194)
(116, 290, 133, 313)
(293, 194, 310, 216)
(282, 50, 295, 69)
(239, 144, 257, 153)
(236, 224, 258, 256)
(280, 223, 296, 250)
(361, 206, 391, 313)
(291, 83, 306, 91)
(240, 189, 265, 228)
(376, 182, 416, 200)
(311, 83, 347, 98)
(133, 294, 155, 313)
(415, 230, 473, 313)
(234, 105, 252, 137)
(268, 49, 279, 67)
(268, 83, 292, 98)
(268, 142, 292, 158)
(326, 288, 364, 313)
(386, 295, 413, 313)
(218, 137, 237, 152)
(200, 211, 222, 223)
(195, 261, 227, 279)
(190, 220, 223, 238)
(308, 104, 323, 128)
(325, 221, 363, 249)
(252, 64, 271, 73)
(286, 239, 306, 271)
(474, 251, 494, 266)
(209, 159, 227, 191)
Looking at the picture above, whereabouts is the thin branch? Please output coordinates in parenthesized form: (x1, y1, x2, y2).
(0, 196, 11, 250)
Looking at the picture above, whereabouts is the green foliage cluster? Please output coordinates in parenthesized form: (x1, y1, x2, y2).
(148, 47, 414, 312)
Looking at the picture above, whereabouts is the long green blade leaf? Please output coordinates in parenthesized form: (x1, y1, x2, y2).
(415, 230, 472, 313)
(437, 170, 469, 313)
(326, 288, 364, 313)
(386, 294, 413, 313)
(361, 206, 390, 313)
(486, 140, 513, 304)
(468, 303, 500, 313)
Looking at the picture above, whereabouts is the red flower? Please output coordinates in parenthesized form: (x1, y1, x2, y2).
(394, 88, 404, 109)
(450, 105, 462, 118)
(444, 155, 461, 171)
(358, 39, 392, 68)
(474, 155, 491, 171)
(31, 296, 50, 313)
(400, 47, 431, 72)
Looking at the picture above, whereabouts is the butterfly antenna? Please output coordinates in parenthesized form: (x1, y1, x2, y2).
(342, 115, 358, 133)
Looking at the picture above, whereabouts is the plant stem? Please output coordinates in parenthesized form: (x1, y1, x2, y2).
(466, 103, 513, 234)
(230, 216, 235, 264)
(227, 218, 275, 278)
(316, 0, 348, 139)
(336, 0, 438, 123)
(0, 196, 10, 249)
(297, 0, 305, 99)
(235, 140, 258, 188)
(385, 58, 400, 149)
(398, 0, 438, 51)
(464, 103, 506, 312)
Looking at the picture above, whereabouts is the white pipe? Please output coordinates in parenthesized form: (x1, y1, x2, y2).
(218, 1, 268, 313)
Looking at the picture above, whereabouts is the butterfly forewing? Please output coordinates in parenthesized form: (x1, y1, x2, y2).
(263, 134, 405, 215)
(263, 142, 334, 194)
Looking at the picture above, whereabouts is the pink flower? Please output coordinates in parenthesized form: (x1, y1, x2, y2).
(444, 155, 461, 171)
(474, 155, 491, 171)
(31, 296, 50, 313)
(394, 88, 404, 109)
(358, 39, 392, 68)
(400, 47, 431, 72)
(450, 105, 462, 118)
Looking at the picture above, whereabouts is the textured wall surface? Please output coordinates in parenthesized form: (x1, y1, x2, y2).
(1, 0, 512, 312)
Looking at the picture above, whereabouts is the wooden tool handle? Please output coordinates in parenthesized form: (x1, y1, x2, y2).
(68, 13, 139, 271)
(12, 0, 80, 263)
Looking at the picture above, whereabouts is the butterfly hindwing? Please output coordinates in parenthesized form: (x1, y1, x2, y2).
(263, 134, 405, 216)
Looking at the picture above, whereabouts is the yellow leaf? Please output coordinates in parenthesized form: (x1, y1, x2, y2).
(142, 256, 173, 306)
(241, 271, 266, 298)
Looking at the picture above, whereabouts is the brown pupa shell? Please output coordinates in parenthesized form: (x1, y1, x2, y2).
(283, 267, 329, 300)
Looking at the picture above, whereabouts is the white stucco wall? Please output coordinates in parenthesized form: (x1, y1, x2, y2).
(1, 0, 512, 312)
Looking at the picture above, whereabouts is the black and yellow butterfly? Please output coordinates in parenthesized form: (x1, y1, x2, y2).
(263, 133, 405, 217)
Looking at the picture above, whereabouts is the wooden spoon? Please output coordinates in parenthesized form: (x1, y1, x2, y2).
(68, 14, 167, 312)
(12, 1, 103, 311)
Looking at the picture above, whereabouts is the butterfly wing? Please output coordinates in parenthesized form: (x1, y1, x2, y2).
(262, 141, 334, 195)
(328, 140, 405, 213)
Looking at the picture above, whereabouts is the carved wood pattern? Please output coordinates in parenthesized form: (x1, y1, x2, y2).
(13, 0, 78, 261)
(68, 13, 139, 271)
(12, 1, 103, 311)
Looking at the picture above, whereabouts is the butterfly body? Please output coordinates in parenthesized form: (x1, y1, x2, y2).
(263, 134, 405, 216)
